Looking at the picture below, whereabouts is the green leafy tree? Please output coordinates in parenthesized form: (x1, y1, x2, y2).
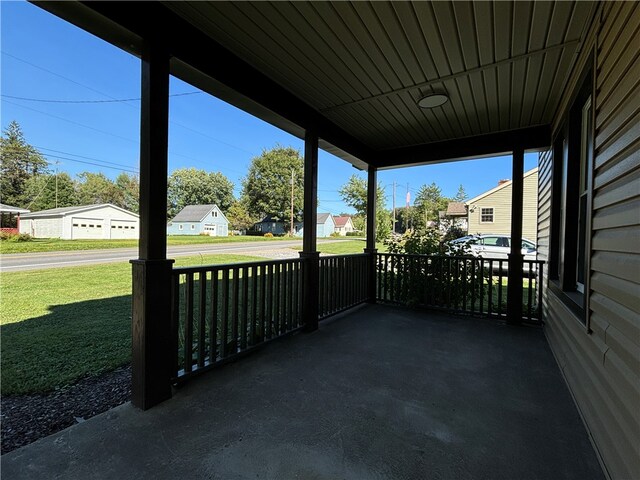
(226, 200, 256, 232)
(23, 173, 77, 211)
(338, 174, 390, 241)
(76, 172, 121, 206)
(414, 182, 448, 229)
(115, 173, 139, 213)
(241, 146, 303, 231)
(0, 121, 49, 206)
(168, 168, 235, 219)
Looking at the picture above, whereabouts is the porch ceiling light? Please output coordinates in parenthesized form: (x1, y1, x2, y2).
(418, 93, 449, 108)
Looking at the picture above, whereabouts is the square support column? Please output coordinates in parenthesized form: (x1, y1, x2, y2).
(131, 39, 173, 410)
(364, 166, 377, 303)
(300, 129, 319, 332)
(507, 148, 525, 324)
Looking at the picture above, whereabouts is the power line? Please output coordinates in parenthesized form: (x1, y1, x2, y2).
(1, 92, 200, 104)
(43, 154, 139, 174)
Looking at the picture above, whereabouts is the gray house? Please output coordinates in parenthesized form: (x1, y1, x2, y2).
(253, 215, 302, 235)
(167, 205, 229, 236)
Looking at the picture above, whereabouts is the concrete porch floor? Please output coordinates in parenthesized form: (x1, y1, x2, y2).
(2, 304, 603, 480)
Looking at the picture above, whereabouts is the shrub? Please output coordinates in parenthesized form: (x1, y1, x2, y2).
(263, 232, 274, 238)
(330, 232, 341, 237)
(0, 232, 32, 242)
(346, 231, 362, 237)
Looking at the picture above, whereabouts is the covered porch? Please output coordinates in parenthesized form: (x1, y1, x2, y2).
(2, 304, 603, 479)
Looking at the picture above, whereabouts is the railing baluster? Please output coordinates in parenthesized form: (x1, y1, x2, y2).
(250, 265, 257, 346)
(260, 264, 266, 341)
(479, 259, 484, 315)
(527, 262, 533, 322)
(241, 266, 249, 350)
(185, 272, 194, 373)
(487, 260, 493, 316)
(220, 269, 229, 358)
(538, 262, 544, 322)
(198, 271, 207, 368)
(266, 264, 273, 338)
(210, 269, 218, 362)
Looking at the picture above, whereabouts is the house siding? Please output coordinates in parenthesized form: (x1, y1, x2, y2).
(467, 170, 538, 242)
(539, 3, 640, 479)
(167, 206, 229, 236)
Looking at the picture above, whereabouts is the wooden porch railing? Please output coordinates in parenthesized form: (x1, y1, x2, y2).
(376, 253, 544, 323)
(170, 258, 304, 381)
(319, 253, 369, 319)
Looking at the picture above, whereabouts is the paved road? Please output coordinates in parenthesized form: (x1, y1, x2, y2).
(0, 240, 344, 272)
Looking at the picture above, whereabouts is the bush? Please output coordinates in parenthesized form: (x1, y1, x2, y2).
(0, 232, 32, 242)
(330, 232, 341, 237)
(346, 231, 362, 237)
(263, 232, 274, 238)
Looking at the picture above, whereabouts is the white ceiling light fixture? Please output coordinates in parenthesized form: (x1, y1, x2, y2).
(418, 93, 449, 108)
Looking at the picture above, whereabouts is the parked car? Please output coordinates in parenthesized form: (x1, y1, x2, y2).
(449, 234, 537, 261)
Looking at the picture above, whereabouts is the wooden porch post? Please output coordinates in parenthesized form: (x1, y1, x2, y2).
(130, 38, 174, 410)
(300, 129, 319, 332)
(507, 148, 524, 324)
(364, 166, 377, 303)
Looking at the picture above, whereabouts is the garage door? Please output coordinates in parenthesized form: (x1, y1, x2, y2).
(72, 218, 103, 239)
(110, 220, 138, 239)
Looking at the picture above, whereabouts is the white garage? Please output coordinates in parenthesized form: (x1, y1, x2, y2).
(20, 204, 139, 240)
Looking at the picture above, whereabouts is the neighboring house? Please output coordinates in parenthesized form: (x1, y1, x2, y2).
(253, 215, 302, 235)
(465, 168, 538, 242)
(167, 204, 229, 236)
(19, 204, 139, 239)
(440, 202, 468, 232)
(0, 204, 30, 235)
(295, 213, 335, 238)
(333, 216, 355, 236)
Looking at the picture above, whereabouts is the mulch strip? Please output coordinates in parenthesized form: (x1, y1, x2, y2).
(1, 365, 131, 454)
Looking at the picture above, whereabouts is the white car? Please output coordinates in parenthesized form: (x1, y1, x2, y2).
(449, 234, 537, 261)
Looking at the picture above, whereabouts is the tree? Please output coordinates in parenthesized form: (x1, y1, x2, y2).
(414, 182, 448, 229)
(338, 174, 389, 241)
(453, 184, 468, 202)
(0, 121, 49, 206)
(226, 200, 255, 232)
(76, 172, 121, 206)
(115, 173, 139, 213)
(22, 172, 77, 211)
(241, 146, 303, 231)
(168, 168, 235, 219)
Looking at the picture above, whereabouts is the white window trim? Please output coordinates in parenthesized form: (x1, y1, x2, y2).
(479, 207, 495, 223)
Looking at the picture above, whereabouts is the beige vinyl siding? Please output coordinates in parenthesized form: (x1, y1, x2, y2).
(541, 3, 640, 479)
(467, 170, 538, 241)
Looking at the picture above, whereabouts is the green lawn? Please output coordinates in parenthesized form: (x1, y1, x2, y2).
(0, 253, 263, 395)
(292, 239, 386, 255)
(0, 235, 304, 254)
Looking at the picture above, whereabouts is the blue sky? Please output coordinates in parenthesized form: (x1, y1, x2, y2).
(1, 1, 537, 214)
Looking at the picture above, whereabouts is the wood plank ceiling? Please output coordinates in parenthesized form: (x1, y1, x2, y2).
(164, 1, 597, 153)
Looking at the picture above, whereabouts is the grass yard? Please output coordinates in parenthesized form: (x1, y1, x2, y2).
(0, 235, 306, 254)
(292, 239, 386, 255)
(0, 254, 263, 395)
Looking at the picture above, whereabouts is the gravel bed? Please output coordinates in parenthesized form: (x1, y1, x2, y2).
(1, 365, 131, 454)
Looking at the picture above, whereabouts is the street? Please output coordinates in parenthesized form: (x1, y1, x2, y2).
(0, 240, 341, 272)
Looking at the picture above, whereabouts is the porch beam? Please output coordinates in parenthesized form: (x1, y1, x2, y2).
(376, 125, 551, 168)
(300, 129, 319, 332)
(507, 148, 525, 324)
(130, 38, 174, 410)
(364, 166, 377, 303)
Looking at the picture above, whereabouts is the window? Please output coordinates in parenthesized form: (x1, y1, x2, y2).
(549, 63, 593, 323)
(481, 236, 501, 246)
(480, 208, 494, 223)
(190, 225, 195, 230)
(73, 223, 79, 227)
(179, 225, 183, 230)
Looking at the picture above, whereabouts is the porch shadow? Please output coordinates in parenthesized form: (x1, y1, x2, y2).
(1, 304, 603, 480)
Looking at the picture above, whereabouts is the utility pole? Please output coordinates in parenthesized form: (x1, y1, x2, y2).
(406, 183, 410, 231)
(392, 181, 396, 234)
(55, 161, 59, 208)
(290, 169, 295, 236)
